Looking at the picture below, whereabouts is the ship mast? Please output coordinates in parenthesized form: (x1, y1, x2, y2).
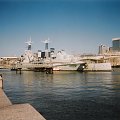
(25, 37, 32, 50)
(42, 38, 50, 58)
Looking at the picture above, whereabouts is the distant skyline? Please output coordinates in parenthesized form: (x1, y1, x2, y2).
(0, 0, 120, 56)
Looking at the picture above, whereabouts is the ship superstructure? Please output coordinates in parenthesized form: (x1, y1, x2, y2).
(21, 37, 34, 63)
(20, 37, 85, 71)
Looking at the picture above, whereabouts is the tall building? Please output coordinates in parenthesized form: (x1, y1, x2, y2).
(112, 38, 120, 51)
(98, 44, 109, 55)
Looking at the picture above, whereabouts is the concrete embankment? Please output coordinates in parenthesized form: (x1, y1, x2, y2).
(0, 74, 46, 120)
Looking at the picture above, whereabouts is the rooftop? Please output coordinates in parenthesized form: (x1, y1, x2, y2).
(112, 38, 120, 41)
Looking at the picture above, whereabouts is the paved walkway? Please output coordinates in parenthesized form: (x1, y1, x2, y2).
(0, 88, 46, 120)
(0, 103, 46, 120)
(0, 88, 12, 108)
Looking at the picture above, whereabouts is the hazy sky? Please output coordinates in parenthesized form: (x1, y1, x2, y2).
(0, 0, 120, 56)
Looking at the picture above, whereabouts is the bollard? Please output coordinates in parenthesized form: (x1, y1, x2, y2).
(0, 74, 3, 89)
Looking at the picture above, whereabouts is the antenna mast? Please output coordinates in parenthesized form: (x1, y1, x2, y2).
(25, 36, 32, 50)
(42, 38, 50, 58)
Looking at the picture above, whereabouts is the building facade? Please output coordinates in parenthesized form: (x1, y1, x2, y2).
(112, 38, 120, 51)
(98, 44, 109, 55)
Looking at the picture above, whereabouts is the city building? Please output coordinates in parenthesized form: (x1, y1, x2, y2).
(112, 38, 120, 51)
(98, 44, 109, 55)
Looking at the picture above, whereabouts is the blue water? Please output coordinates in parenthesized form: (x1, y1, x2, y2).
(1, 69, 120, 120)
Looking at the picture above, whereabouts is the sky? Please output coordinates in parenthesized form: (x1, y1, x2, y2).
(0, 0, 120, 56)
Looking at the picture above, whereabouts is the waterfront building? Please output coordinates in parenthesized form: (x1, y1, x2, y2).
(98, 44, 109, 55)
(98, 38, 120, 55)
(0, 57, 19, 68)
(112, 38, 120, 51)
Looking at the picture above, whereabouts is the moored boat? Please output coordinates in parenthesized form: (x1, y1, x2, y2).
(16, 38, 85, 71)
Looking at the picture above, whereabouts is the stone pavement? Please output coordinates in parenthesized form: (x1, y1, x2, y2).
(0, 74, 46, 120)
(0, 88, 46, 120)
(0, 103, 46, 120)
(0, 88, 12, 108)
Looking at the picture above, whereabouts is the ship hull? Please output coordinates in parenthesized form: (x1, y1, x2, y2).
(53, 63, 85, 71)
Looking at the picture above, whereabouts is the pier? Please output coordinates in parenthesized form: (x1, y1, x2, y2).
(0, 74, 46, 120)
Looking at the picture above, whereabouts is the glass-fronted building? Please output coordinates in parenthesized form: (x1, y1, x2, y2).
(112, 38, 120, 51)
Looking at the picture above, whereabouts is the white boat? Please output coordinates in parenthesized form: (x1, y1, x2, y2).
(18, 38, 112, 72)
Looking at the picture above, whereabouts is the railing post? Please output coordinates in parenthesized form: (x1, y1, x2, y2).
(0, 74, 3, 89)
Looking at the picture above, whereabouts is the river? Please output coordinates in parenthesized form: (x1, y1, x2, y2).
(1, 69, 120, 120)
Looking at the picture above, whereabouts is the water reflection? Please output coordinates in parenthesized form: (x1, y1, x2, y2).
(1, 70, 120, 120)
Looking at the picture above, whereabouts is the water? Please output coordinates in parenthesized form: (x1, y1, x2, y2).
(1, 69, 120, 120)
